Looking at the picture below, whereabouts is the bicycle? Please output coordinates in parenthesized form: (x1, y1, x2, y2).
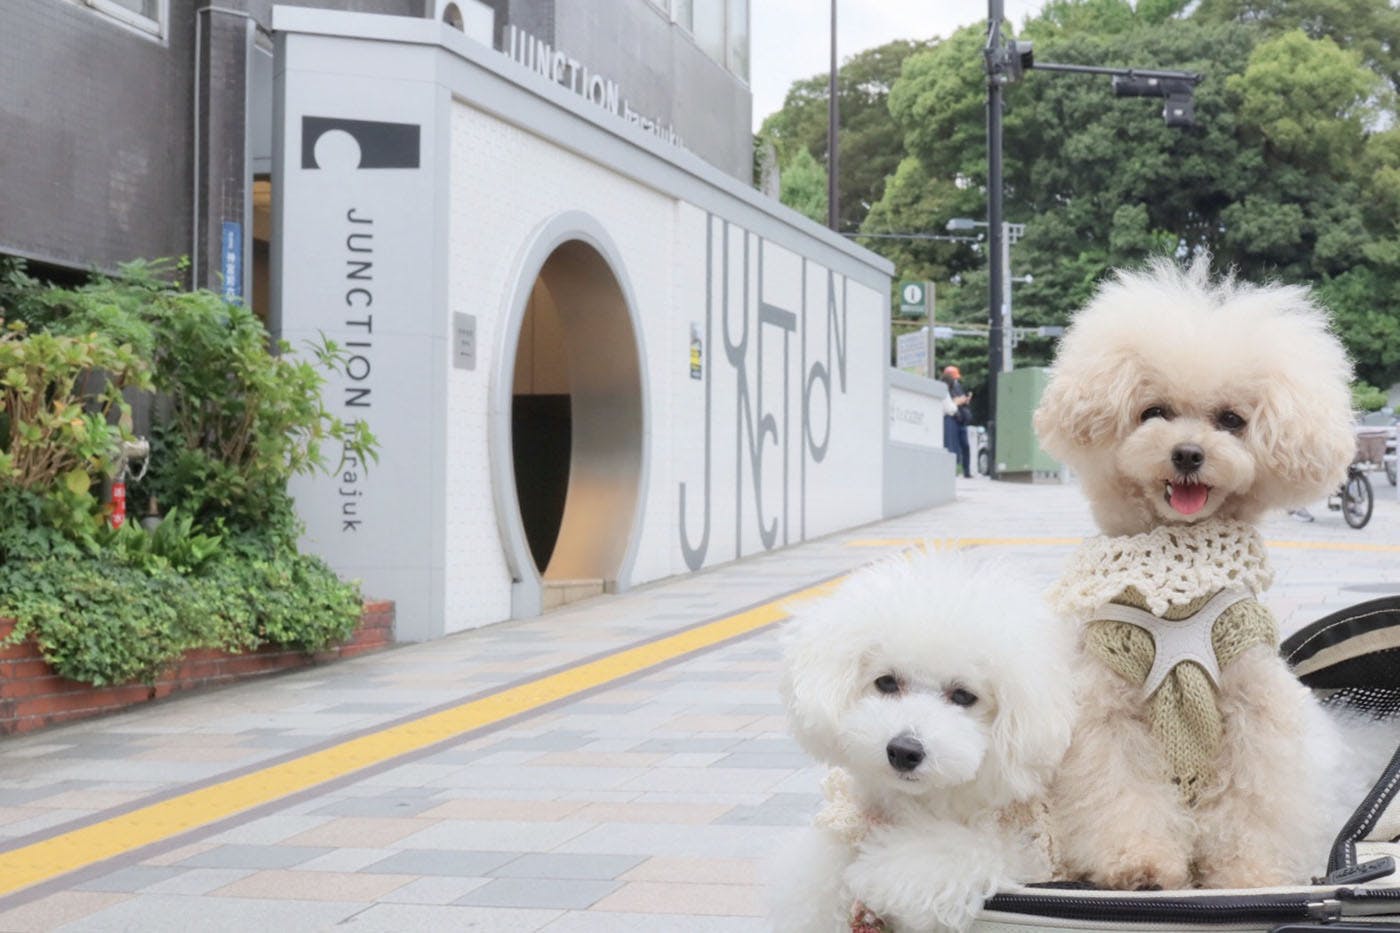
(1326, 461, 1374, 529)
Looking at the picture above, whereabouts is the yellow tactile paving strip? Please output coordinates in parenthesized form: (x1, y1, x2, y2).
(0, 578, 842, 899)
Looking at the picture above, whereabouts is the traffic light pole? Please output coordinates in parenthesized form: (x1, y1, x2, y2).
(984, 0, 1006, 480)
(979, 2, 1198, 480)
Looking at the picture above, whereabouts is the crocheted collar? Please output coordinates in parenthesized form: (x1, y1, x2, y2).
(1048, 519, 1273, 620)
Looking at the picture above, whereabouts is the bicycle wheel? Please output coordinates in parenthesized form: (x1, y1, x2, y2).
(1388, 457, 1397, 486)
(1343, 470, 1374, 529)
(978, 447, 990, 476)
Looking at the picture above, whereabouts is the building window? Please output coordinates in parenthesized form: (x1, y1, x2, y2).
(693, 0, 725, 63)
(672, 0, 694, 31)
(726, 0, 748, 82)
(85, 0, 166, 38)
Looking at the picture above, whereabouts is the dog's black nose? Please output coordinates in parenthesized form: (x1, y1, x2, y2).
(886, 734, 925, 772)
(1171, 443, 1205, 473)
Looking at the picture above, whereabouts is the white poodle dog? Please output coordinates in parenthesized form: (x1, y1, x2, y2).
(771, 550, 1074, 933)
(1033, 259, 1358, 889)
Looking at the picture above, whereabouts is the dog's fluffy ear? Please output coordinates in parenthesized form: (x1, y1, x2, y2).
(982, 620, 1075, 806)
(1034, 344, 1145, 462)
(779, 606, 867, 765)
(1243, 294, 1356, 505)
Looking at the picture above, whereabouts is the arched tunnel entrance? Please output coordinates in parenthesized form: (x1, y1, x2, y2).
(509, 238, 644, 608)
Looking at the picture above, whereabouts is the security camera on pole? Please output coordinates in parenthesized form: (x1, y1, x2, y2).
(978, 0, 1199, 479)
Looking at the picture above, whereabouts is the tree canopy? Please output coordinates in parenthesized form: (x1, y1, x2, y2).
(757, 0, 1400, 398)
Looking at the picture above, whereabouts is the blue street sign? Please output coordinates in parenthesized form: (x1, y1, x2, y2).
(221, 221, 243, 302)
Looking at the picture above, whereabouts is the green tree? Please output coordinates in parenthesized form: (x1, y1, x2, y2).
(759, 39, 934, 232)
(778, 147, 829, 225)
(758, 0, 1400, 387)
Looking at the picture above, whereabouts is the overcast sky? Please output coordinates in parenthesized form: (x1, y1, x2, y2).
(750, 0, 1050, 129)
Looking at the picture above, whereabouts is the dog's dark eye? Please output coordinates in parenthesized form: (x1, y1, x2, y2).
(874, 674, 901, 695)
(947, 687, 978, 707)
(1140, 405, 1172, 423)
(1215, 410, 1246, 433)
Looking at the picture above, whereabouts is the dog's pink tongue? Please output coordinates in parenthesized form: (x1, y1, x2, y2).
(1170, 482, 1209, 515)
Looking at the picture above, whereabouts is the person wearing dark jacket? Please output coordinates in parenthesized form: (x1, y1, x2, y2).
(941, 365, 973, 478)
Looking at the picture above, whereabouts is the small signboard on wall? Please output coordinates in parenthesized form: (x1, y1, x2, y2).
(454, 312, 476, 370)
(689, 322, 703, 380)
(221, 221, 243, 302)
(896, 328, 930, 378)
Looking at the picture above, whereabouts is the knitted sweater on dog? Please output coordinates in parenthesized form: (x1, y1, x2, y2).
(1048, 520, 1277, 802)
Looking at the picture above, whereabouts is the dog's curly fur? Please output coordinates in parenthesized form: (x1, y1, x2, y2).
(770, 550, 1074, 932)
(1034, 259, 1355, 538)
(1033, 259, 1357, 889)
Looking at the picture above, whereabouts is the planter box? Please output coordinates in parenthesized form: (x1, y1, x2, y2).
(0, 599, 394, 735)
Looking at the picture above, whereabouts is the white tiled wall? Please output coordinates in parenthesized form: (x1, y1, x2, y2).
(444, 101, 886, 631)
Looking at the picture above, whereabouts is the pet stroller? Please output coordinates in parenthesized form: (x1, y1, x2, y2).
(966, 595, 1400, 932)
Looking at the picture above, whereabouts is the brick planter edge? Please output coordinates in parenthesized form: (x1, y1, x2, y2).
(0, 599, 395, 735)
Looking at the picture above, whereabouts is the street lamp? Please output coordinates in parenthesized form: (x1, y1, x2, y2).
(947, 218, 1025, 374)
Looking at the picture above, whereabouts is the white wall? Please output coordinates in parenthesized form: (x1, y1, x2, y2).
(445, 101, 885, 620)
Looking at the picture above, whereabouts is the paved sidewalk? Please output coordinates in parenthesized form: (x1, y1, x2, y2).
(0, 475, 1397, 931)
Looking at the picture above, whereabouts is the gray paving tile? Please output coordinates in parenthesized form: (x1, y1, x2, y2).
(309, 795, 440, 818)
(379, 876, 493, 905)
(714, 792, 821, 826)
(555, 823, 775, 858)
(73, 865, 187, 893)
(322, 702, 420, 714)
(204, 814, 331, 845)
(728, 737, 801, 755)
(139, 868, 257, 896)
(364, 849, 519, 876)
(334, 903, 562, 931)
(0, 781, 92, 805)
(52, 894, 364, 932)
(630, 738, 743, 754)
(490, 853, 645, 880)
(539, 913, 768, 932)
(232, 733, 323, 749)
(455, 878, 620, 909)
(713, 752, 811, 769)
(568, 702, 647, 713)
(175, 845, 334, 869)
(394, 819, 593, 852)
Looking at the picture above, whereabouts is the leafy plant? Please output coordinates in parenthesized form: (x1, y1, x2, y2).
(0, 261, 374, 689)
(99, 508, 222, 574)
(1352, 381, 1390, 412)
(0, 557, 197, 686)
(3, 260, 376, 533)
(0, 319, 149, 500)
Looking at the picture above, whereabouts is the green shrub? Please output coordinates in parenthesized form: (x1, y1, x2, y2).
(1353, 381, 1390, 413)
(0, 260, 375, 688)
(0, 319, 150, 532)
(0, 556, 196, 686)
(3, 259, 376, 533)
(0, 507, 361, 685)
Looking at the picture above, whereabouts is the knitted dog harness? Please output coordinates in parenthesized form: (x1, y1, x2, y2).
(1050, 521, 1278, 802)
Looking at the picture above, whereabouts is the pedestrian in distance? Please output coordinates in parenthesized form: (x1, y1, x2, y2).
(942, 365, 974, 479)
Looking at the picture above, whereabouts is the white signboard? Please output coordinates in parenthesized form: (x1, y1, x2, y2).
(276, 41, 444, 640)
(888, 386, 941, 449)
(896, 329, 929, 377)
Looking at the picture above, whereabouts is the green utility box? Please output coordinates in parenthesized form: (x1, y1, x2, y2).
(994, 367, 1063, 482)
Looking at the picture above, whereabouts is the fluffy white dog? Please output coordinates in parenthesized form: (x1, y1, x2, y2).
(1033, 259, 1358, 889)
(771, 550, 1074, 933)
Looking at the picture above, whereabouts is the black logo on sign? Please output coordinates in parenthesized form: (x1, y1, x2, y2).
(301, 116, 421, 169)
